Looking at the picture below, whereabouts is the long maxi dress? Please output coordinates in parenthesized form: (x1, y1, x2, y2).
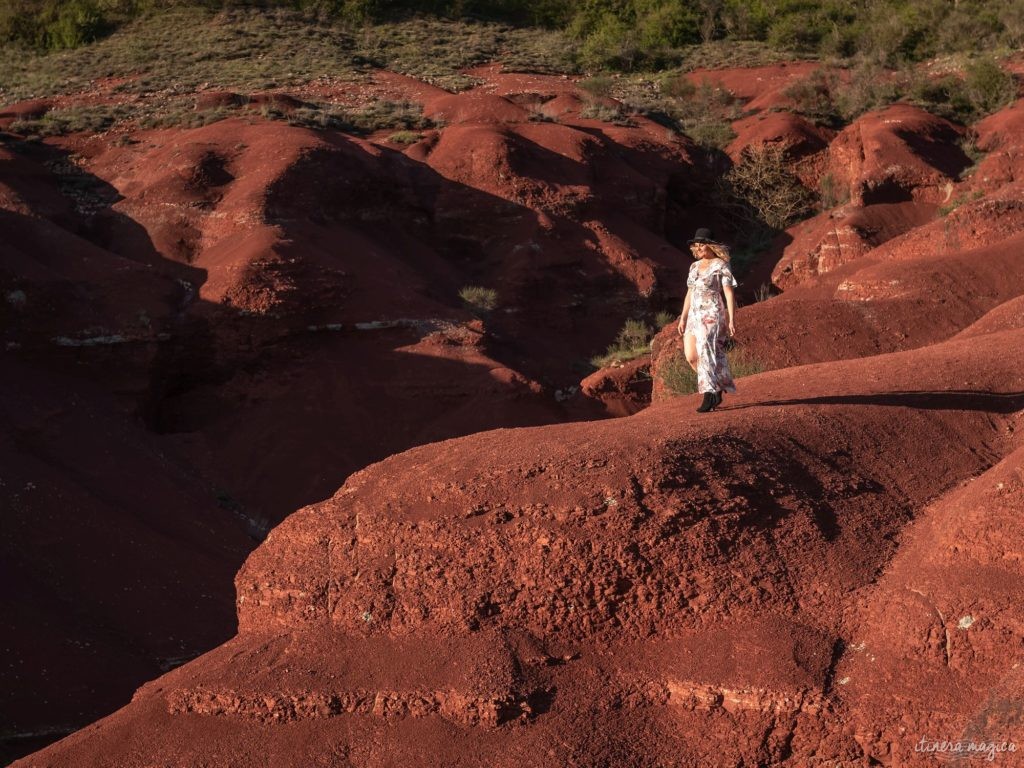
(684, 258, 738, 395)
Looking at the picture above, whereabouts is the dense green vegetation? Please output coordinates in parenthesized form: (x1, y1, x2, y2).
(3, 0, 1022, 67)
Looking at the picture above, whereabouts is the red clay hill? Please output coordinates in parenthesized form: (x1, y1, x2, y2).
(4, 57, 1024, 765)
(0, 60, 704, 756)
(14, 310, 1024, 767)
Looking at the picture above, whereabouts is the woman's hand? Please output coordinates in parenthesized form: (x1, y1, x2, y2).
(728, 319, 736, 338)
(677, 315, 686, 336)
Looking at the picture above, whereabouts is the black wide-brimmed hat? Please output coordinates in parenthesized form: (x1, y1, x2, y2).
(687, 227, 723, 246)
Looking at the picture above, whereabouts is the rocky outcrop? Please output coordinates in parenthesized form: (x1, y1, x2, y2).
(770, 201, 937, 289)
(825, 104, 970, 206)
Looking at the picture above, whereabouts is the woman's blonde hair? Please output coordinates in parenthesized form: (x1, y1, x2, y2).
(690, 241, 731, 262)
(708, 242, 731, 262)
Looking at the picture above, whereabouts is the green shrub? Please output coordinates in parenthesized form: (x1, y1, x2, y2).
(590, 318, 654, 367)
(459, 285, 498, 313)
(728, 344, 766, 377)
(767, 12, 828, 54)
(906, 71, 973, 122)
(46, 0, 108, 50)
(831, 61, 906, 122)
(658, 352, 697, 394)
(656, 72, 696, 99)
(636, 2, 700, 49)
(579, 101, 634, 125)
(654, 310, 677, 328)
(937, 5, 1004, 58)
(662, 78, 741, 149)
(782, 68, 840, 125)
(719, 0, 771, 40)
(573, 11, 640, 72)
(386, 130, 423, 144)
(0, 0, 114, 51)
(686, 118, 736, 150)
(659, 345, 765, 395)
(579, 74, 615, 97)
(617, 318, 652, 349)
(964, 56, 1017, 117)
(569, 0, 701, 72)
(903, 57, 1015, 122)
(957, 132, 985, 177)
(860, 1, 941, 64)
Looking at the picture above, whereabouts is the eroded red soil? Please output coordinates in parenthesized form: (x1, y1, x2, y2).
(4, 56, 1024, 766)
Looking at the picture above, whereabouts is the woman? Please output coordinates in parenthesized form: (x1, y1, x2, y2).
(676, 227, 738, 413)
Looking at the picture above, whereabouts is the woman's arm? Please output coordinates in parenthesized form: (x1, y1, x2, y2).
(722, 282, 736, 337)
(677, 288, 692, 335)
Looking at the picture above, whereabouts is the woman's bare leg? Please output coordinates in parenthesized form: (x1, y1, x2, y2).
(683, 333, 699, 372)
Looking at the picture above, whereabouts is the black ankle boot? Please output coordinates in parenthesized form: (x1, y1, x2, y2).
(712, 390, 723, 408)
(696, 392, 715, 412)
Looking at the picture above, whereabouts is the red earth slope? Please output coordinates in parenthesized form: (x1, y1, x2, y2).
(5, 60, 1024, 765)
(0, 63, 711, 754)
(15, 319, 1023, 766)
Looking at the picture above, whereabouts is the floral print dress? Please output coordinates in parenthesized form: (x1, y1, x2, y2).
(684, 258, 738, 395)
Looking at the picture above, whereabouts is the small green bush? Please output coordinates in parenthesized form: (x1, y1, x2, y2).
(656, 72, 696, 100)
(957, 132, 985, 178)
(728, 344, 766, 378)
(45, 0, 107, 50)
(386, 130, 423, 144)
(579, 101, 634, 125)
(459, 285, 498, 313)
(767, 12, 828, 54)
(658, 353, 697, 394)
(964, 56, 1017, 117)
(659, 345, 765, 395)
(579, 74, 615, 97)
(1, 0, 111, 51)
(590, 318, 654, 367)
(617, 318, 652, 350)
(782, 68, 840, 125)
(686, 118, 736, 150)
(660, 78, 742, 149)
(569, 2, 700, 72)
(654, 310, 677, 328)
(793, 61, 905, 124)
(906, 71, 973, 122)
(573, 12, 641, 72)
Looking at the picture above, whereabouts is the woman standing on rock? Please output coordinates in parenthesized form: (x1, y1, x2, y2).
(677, 228, 738, 412)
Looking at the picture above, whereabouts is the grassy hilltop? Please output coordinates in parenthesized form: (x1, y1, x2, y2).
(0, 1, 1018, 132)
(3, 0, 1023, 67)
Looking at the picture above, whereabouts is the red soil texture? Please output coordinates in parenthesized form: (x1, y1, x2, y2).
(684, 61, 823, 110)
(4, 58, 1024, 766)
(15, 326, 1024, 767)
